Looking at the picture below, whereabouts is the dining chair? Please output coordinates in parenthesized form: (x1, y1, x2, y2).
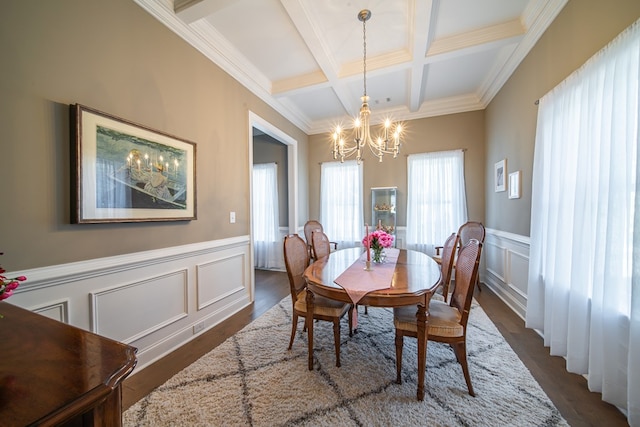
(458, 221, 485, 291)
(435, 232, 459, 303)
(458, 221, 485, 248)
(283, 234, 353, 367)
(303, 220, 337, 260)
(394, 239, 482, 396)
(435, 221, 485, 259)
(435, 221, 485, 291)
(311, 230, 331, 260)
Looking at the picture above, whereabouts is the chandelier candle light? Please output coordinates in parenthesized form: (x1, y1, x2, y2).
(332, 9, 404, 164)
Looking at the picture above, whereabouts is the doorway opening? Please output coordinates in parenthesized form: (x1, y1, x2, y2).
(248, 112, 298, 301)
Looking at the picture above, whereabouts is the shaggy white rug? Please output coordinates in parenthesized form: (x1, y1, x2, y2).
(124, 297, 568, 426)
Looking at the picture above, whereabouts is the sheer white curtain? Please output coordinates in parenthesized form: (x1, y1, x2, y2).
(320, 161, 363, 248)
(527, 19, 639, 424)
(406, 150, 468, 255)
(252, 163, 282, 269)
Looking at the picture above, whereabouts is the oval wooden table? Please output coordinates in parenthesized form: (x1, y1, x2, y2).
(303, 247, 442, 401)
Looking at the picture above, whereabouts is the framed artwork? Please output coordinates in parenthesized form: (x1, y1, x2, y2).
(508, 171, 521, 199)
(494, 159, 506, 192)
(70, 104, 197, 223)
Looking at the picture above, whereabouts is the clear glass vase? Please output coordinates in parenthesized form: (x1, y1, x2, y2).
(372, 248, 386, 263)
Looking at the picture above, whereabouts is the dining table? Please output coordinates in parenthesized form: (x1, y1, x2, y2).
(303, 247, 442, 401)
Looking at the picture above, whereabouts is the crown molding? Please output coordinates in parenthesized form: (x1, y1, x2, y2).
(134, 0, 312, 133)
(478, 0, 569, 105)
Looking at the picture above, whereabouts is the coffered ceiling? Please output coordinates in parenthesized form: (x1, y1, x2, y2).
(135, 0, 567, 135)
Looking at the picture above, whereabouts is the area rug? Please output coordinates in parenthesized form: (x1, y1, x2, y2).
(123, 297, 568, 426)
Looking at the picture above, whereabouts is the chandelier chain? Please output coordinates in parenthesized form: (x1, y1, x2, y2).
(362, 16, 367, 97)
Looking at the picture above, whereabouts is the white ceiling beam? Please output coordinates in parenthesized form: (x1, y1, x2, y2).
(274, 51, 414, 99)
(272, 71, 330, 96)
(428, 19, 524, 57)
(279, 0, 358, 116)
(426, 33, 524, 65)
(408, 0, 436, 112)
(340, 50, 411, 78)
(174, 0, 236, 24)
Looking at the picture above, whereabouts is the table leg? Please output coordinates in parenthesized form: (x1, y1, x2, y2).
(416, 302, 428, 401)
(306, 289, 315, 370)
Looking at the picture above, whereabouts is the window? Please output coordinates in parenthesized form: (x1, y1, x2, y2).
(252, 163, 281, 269)
(406, 150, 468, 255)
(320, 161, 363, 248)
(527, 19, 639, 419)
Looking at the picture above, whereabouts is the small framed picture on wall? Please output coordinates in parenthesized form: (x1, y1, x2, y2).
(494, 159, 506, 192)
(509, 171, 521, 199)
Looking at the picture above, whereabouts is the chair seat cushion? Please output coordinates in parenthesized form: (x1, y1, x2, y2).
(295, 289, 350, 317)
(393, 300, 463, 337)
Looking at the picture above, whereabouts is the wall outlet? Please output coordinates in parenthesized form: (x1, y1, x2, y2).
(193, 321, 205, 334)
(230, 211, 236, 223)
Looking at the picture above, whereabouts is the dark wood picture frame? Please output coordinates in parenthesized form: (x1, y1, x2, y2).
(70, 104, 197, 223)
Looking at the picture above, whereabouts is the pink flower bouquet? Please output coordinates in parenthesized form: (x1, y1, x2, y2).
(0, 253, 27, 301)
(362, 230, 394, 262)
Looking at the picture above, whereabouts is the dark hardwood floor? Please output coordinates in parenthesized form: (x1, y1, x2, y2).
(122, 270, 629, 426)
(122, 269, 290, 410)
(473, 288, 628, 427)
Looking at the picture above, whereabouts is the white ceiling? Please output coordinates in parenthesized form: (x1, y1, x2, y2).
(135, 0, 567, 135)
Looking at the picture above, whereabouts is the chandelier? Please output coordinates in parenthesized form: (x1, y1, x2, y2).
(332, 9, 403, 164)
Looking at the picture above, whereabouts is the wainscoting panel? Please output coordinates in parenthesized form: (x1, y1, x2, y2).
(483, 229, 530, 319)
(31, 299, 70, 323)
(9, 236, 252, 372)
(196, 252, 247, 310)
(90, 269, 189, 343)
(507, 250, 529, 308)
(485, 241, 506, 283)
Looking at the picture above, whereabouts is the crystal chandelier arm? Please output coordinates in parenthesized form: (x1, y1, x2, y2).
(364, 123, 403, 157)
(332, 127, 360, 161)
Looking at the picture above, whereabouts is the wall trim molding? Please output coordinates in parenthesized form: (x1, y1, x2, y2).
(14, 236, 250, 292)
(485, 227, 530, 245)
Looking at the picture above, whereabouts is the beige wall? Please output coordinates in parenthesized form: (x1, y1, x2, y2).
(485, 0, 640, 236)
(308, 111, 485, 227)
(0, 0, 308, 270)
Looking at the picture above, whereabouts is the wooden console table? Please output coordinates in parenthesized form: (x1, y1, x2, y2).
(0, 302, 137, 426)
